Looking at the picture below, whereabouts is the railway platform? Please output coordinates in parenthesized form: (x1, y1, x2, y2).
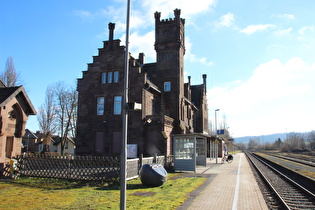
(178, 153, 268, 210)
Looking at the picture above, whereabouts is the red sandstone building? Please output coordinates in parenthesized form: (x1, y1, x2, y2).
(76, 9, 209, 157)
(0, 82, 36, 170)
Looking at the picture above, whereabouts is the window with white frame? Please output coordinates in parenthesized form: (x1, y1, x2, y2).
(97, 97, 105, 115)
(114, 96, 122, 115)
(164, 82, 171, 92)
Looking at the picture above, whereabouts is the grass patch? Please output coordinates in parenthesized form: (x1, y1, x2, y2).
(0, 173, 206, 209)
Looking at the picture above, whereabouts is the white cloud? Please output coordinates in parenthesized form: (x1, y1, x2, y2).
(217, 13, 234, 27)
(185, 37, 214, 66)
(73, 7, 127, 32)
(140, 0, 217, 21)
(240, 24, 276, 35)
(208, 58, 315, 137)
(93, 0, 217, 63)
(278, 14, 295, 20)
(73, 10, 94, 22)
(132, 1, 217, 64)
(274, 27, 292, 36)
(122, 26, 215, 65)
(127, 31, 156, 61)
(298, 25, 315, 35)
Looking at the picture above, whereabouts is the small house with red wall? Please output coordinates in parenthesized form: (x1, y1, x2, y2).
(0, 82, 36, 173)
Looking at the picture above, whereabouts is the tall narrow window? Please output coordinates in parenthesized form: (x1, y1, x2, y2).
(108, 72, 113, 83)
(114, 96, 122, 115)
(95, 132, 105, 154)
(164, 82, 171, 92)
(114, 71, 119, 83)
(101, 73, 107, 84)
(97, 97, 105, 115)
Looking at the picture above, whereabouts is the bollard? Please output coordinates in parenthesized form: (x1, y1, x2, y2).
(9, 159, 17, 178)
(9, 159, 14, 175)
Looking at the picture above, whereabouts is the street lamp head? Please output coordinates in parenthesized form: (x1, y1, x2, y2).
(215, 109, 220, 111)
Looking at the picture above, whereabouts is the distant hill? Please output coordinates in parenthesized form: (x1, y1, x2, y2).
(234, 133, 286, 145)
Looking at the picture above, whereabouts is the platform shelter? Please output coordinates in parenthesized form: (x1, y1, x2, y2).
(173, 133, 210, 172)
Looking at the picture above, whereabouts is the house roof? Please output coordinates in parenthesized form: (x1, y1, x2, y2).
(0, 86, 20, 104)
(145, 80, 161, 94)
(31, 130, 75, 146)
(52, 136, 75, 146)
(0, 85, 36, 115)
(23, 129, 39, 139)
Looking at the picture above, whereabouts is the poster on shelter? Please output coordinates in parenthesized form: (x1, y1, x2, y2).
(127, 144, 138, 158)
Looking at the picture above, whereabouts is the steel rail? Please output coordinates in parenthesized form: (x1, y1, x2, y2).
(264, 152, 315, 167)
(247, 151, 315, 209)
(253, 152, 315, 199)
(245, 151, 290, 209)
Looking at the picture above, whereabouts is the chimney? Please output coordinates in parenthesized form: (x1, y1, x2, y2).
(108, 22, 115, 50)
(202, 74, 207, 94)
(108, 22, 115, 41)
(138, 53, 145, 65)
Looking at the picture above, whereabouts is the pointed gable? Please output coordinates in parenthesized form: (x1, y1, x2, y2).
(0, 86, 36, 115)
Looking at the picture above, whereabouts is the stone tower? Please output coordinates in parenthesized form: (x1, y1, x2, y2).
(154, 9, 186, 133)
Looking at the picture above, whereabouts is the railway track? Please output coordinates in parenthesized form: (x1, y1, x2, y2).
(245, 151, 315, 209)
(263, 152, 315, 168)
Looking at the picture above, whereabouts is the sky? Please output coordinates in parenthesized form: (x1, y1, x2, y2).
(1, 0, 315, 138)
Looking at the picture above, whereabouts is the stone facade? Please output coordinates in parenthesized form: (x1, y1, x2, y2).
(0, 83, 36, 169)
(76, 9, 209, 157)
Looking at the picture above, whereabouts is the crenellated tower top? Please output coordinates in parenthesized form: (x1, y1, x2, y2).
(154, 8, 185, 24)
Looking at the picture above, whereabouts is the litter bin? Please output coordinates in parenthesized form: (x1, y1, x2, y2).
(139, 164, 167, 187)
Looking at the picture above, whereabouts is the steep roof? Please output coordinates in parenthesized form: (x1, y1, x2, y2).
(0, 86, 36, 115)
(23, 129, 39, 139)
(0, 86, 20, 104)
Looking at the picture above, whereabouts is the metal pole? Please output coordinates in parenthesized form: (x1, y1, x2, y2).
(120, 0, 131, 209)
(215, 109, 220, 164)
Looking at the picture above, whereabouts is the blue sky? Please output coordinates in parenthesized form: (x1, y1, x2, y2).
(1, 0, 314, 137)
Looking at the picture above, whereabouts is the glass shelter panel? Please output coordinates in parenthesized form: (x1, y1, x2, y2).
(175, 137, 194, 159)
(196, 138, 206, 166)
(196, 138, 206, 156)
(174, 134, 208, 172)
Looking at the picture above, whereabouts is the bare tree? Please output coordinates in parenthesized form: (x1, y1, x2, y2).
(284, 132, 306, 151)
(38, 86, 57, 153)
(247, 137, 260, 150)
(53, 82, 78, 155)
(208, 120, 215, 135)
(221, 113, 228, 129)
(1, 57, 20, 87)
(235, 142, 246, 151)
(306, 130, 315, 150)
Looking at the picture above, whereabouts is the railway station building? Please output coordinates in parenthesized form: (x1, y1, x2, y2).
(76, 9, 209, 157)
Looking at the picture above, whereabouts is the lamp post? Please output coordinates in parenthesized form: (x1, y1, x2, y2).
(215, 109, 220, 163)
(120, 0, 131, 209)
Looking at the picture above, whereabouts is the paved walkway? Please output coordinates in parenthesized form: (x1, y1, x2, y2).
(178, 153, 268, 210)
